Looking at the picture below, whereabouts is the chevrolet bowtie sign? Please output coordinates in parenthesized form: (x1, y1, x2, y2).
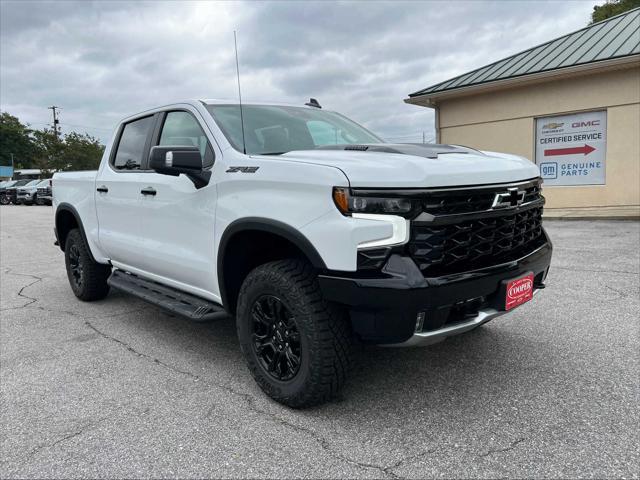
(492, 188, 525, 209)
(535, 110, 606, 186)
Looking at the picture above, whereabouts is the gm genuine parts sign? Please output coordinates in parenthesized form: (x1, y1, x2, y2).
(535, 110, 606, 186)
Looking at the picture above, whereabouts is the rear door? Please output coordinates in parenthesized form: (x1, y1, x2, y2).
(132, 108, 219, 299)
(95, 114, 156, 267)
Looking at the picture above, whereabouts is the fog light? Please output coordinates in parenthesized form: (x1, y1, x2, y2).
(415, 311, 426, 332)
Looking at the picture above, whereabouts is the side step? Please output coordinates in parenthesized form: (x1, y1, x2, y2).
(108, 269, 230, 322)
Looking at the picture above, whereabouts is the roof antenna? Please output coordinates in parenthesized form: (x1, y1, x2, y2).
(234, 30, 247, 154)
(305, 98, 322, 109)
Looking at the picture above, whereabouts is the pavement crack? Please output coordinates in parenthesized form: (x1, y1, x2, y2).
(605, 285, 629, 298)
(382, 448, 437, 478)
(85, 321, 201, 380)
(27, 418, 108, 457)
(84, 320, 399, 477)
(215, 385, 412, 478)
(1, 268, 43, 309)
(477, 437, 526, 458)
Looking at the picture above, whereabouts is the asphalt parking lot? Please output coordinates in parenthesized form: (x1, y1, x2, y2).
(1, 205, 638, 479)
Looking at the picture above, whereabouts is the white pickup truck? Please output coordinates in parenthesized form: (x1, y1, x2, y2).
(53, 99, 552, 407)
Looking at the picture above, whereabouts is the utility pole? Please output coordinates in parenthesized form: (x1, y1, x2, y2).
(48, 106, 60, 138)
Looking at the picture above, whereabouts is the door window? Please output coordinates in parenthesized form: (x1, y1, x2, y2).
(159, 111, 214, 168)
(112, 116, 155, 170)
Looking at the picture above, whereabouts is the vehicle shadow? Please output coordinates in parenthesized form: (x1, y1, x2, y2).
(124, 299, 545, 419)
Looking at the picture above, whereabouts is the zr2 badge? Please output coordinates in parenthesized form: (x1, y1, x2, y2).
(226, 166, 260, 173)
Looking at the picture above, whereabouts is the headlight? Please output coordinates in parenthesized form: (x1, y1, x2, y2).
(333, 187, 414, 216)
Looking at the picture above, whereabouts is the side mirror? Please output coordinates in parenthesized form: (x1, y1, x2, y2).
(149, 146, 210, 189)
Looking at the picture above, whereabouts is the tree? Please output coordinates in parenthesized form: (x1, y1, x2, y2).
(591, 0, 640, 24)
(0, 112, 37, 168)
(1, 111, 105, 172)
(32, 129, 64, 175)
(56, 132, 105, 171)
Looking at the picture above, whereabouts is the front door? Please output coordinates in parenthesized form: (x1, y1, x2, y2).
(133, 109, 219, 301)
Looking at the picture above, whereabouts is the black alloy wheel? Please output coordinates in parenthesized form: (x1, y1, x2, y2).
(68, 243, 84, 291)
(236, 259, 352, 408)
(64, 228, 111, 301)
(251, 295, 301, 381)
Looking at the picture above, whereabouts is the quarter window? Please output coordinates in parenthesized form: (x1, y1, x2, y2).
(112, 116, 154, 170)
(159, 111, 214, 168)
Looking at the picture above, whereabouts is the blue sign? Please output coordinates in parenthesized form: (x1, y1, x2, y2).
(539, 162, 557, 179)
(0, 165, 14, 178)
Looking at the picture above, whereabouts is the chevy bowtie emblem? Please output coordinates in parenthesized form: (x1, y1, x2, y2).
(492, 188, 525, 209)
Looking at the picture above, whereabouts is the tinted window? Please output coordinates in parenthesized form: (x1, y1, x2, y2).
(159, 111, 214, 168)
(113, 116, 154, 170)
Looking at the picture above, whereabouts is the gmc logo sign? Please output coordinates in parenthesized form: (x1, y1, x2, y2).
(572, 120, 600, 128)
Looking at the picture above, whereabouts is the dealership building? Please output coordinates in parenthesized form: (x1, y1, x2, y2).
(406, 8, 639, 218)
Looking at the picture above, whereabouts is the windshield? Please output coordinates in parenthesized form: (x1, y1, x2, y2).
(24, 180, 40, 187)
(206, 104, 382, 155)
(37, 179, 50, 187)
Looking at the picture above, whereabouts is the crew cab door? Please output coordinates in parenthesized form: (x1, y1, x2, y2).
(95, 114, 157, 267)
(132, 109, 219, 300)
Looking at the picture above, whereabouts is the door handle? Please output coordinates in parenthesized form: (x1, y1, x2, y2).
(96, 185, 108, 193)
(140, 187, 157, 196)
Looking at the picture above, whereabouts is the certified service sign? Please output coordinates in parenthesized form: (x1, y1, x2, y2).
(535, 110, 606, 186)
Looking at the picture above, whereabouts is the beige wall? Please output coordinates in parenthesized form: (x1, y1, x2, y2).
(436, 65, 640, 210)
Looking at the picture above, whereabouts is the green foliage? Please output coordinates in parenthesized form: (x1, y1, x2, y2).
(57, 132, 105, 171)
(0, 111, 105, 172)
(591, 0, 640, 24)
(0, 112, 37, 169)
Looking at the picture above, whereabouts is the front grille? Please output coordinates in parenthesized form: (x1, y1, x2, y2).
(420, 181, 542, 216)
(37, 187, 50, 195)
(407, 180, 546, 276)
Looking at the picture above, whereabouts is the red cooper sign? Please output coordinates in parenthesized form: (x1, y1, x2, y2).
(505, 273, 534, 311)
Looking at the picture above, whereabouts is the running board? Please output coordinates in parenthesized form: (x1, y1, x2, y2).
(108, 269, 229, 322)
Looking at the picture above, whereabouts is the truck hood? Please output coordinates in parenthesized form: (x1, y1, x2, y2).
(268, 144, 539, 188)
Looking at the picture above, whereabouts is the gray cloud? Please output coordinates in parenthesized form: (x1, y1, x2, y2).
(1, 0, 597, 145)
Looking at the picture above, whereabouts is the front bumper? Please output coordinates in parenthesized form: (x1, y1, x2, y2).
(318, 239, 552, 345)
(17, 193, 34, 202)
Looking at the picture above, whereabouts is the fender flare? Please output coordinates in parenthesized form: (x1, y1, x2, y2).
(217, 217, 327, 308)
(55, 203, 97, 262)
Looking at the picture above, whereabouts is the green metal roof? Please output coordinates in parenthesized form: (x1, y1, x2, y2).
(409, 7, 640, 98)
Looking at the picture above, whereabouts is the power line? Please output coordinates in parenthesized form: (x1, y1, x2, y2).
(27, 121, 112, 133)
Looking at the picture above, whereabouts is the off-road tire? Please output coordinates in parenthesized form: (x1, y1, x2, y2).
(237, 259, 352, 408)
(64, 228, 111, 301)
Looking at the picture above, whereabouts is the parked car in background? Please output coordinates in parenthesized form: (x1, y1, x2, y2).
(36, 179, 53, 205)
(17, 178, 51, 205)
(1, 179, 31, 205)
(14, 180, 41, 205)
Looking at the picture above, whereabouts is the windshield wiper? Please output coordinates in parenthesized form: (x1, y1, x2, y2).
(260, 152, 288, 156)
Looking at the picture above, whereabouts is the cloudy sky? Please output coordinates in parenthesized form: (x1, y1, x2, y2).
(1, 0, 599, 145)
